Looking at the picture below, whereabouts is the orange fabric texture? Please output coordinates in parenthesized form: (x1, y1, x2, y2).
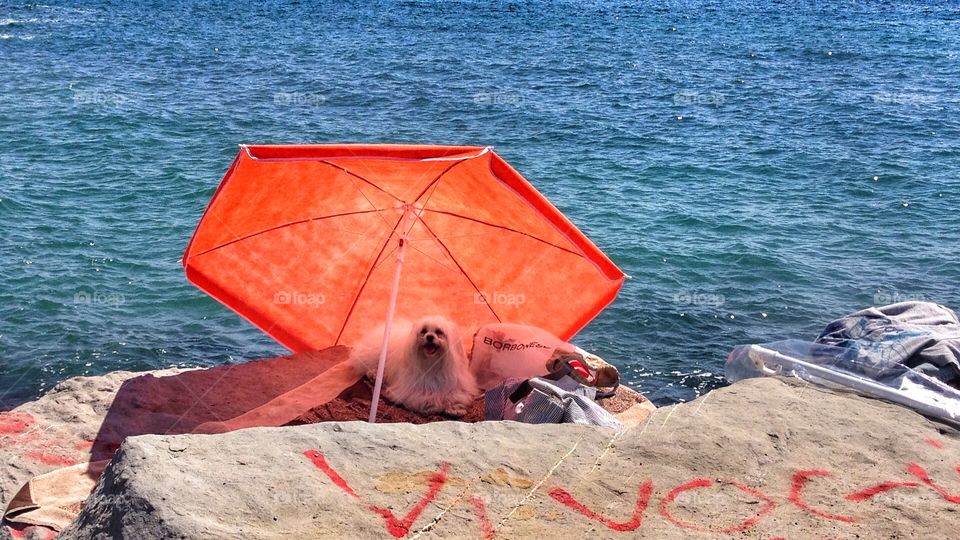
(182, 144, 625, 352)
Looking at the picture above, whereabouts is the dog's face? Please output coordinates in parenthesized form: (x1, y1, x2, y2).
(410, 316, 459, 363)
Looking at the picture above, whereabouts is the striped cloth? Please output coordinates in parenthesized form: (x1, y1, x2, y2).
(485, 375, 623, 429)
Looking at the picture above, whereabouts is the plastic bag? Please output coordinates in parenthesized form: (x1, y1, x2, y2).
(726, 339, 960, 427)
(470, 323, 621, 391)
(470, 323, 575, 390)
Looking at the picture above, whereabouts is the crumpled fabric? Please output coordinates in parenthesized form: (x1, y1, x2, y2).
(485, 375, 623, 429)
(816, 301, 960, 387)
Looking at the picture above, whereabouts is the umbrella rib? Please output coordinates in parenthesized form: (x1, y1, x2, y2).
(188, 209, 386, 259)
(320, 160, 399, 232)
(403, 240, 459, 274)
(373, 242, 401, 271)
(421, 209, 583, 257)
(402, 158, 470, 237)
(417, 218, 502, 323)
(334, 213, 407, 345)
(318, 160, 401, 201)
(411, 158, 466, 204)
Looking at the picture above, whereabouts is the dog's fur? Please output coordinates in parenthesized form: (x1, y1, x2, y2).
(352, 316, 478, 416)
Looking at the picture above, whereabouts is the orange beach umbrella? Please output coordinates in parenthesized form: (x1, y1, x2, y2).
(182, 144, 626, 421)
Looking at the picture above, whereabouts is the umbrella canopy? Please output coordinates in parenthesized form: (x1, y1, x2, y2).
(183, 144, 625, 356)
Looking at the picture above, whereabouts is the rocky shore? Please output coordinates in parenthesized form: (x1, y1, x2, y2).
(3, 367, 959, 538)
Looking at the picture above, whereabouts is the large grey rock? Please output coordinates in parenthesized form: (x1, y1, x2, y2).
(1, 349, 348, 519)
(60, 378, 960, 539)
(0, 370, 138, 506)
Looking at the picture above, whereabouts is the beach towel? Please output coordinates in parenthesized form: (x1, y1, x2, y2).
(4, 461, 109, 532)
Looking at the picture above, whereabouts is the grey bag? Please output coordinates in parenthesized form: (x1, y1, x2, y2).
(485, 375, 623, 429)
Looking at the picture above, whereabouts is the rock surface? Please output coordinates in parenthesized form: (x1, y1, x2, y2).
(1, 349, 651, 538)
(58, 378, 960, 539)
(0, 349, 350, 510)
(0, 370, 140, 508)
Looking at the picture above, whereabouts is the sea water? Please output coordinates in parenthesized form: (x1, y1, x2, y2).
(2, 1, 959, 407)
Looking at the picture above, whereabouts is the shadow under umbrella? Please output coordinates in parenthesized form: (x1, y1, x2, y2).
(88, 345, 351, 461)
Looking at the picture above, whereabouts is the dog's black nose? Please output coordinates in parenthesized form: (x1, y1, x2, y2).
(426, 334, 435, 343)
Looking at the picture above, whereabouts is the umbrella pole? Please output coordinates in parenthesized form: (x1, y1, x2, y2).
(368, 237, 407, 423)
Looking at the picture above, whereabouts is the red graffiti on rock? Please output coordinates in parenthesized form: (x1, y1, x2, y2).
(469, 496, 495, 540)
(846, 480, 920, 502)
(788, 470, 856, 523)
(367, 463, 450, 538)
(304, 450, 451, 538)
(659, 478, 778, 534)
(301, 436, 960, 538)
(923, 437, 944, 450)
(0, 412, 35, 435)
(1, 412, 85, 467)
(303, 450, 359, 499)
(22, 451, 77, 467)
(548, 480, 653, 532)
(906, 463, 960, 504)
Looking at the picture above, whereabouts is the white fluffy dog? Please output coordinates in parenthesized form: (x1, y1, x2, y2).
(352, 316, 478, 417)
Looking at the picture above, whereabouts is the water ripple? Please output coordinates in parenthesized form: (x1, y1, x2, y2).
(2, 0, 959, 407)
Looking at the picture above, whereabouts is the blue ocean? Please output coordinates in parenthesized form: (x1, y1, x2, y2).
(2, 1, 959, 407)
